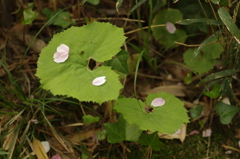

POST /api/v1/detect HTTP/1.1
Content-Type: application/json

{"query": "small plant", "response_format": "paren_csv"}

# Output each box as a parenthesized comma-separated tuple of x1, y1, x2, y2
(36, 21, 189, 145)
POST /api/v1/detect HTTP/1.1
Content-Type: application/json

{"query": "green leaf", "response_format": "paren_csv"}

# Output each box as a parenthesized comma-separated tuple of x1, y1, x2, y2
(86, 0, 100, 5)
(114, 92, 189, 134)
(152, 9, 187, 49)
(22, 4, 39, 25)
(199, 120, 205, 128)
(127, 54, 140, 74)
(104, 115, 142, 143)
(204, 84, 221, 98)
(36, 22, 126, 104)
(193, 31, 222, 58)
(199, 69, 236, 85)
(183, 36, 223, 74)
(153, 0, 167, 12)
(42, 8, 74, 28)
(177, 18, 223, 25)
(198, 78, 223, 98)
(184, 72, 192, 84)
(97, 129, 107, 141)
(220, 78, 235, 105)
(211, 0, 220, 4)
(107, 51, 129, 74)
(214, 101, 240, 124)
(83, 115, 99, 124)
(218, 7, 240, 44)
(189, 105, 202, 119)
(138, 132, 163, 151)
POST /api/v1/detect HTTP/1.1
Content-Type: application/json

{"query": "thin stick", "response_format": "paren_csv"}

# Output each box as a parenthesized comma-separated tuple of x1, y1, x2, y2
(125, 24, 165, 35)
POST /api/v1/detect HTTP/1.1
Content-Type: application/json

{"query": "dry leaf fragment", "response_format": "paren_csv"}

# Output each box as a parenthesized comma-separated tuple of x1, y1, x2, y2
(32, 138, 48, 159)
(148, 124, 187, 143)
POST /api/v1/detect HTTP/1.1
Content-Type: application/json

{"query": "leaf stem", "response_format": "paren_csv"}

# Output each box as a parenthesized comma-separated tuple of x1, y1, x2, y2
(134, 49, 145, 97)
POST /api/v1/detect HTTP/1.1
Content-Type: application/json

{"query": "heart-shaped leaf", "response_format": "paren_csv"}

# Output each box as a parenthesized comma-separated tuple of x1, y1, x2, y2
(114, 92, 189, 134)
(214, 101, 240, 124)
(36, 22, 126, 104)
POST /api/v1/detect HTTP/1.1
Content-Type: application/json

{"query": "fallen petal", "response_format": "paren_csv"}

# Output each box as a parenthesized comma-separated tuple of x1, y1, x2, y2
(175, 129, 181, 134)
(225, 150, 232, 154)
(52, 155, 62, 159)
(57, 44, 69, 53)
(166, 22, 176, 34)
(189, 130, 199, 135)
(151, 98, 165, 107)
(41, 141, 50, 153)
(53, 44, 69, 63)
(202, 128, 212, 137)
(29, 119, 38, 124)
(92, 76, 106, 86)
(222, 97, 230, 105)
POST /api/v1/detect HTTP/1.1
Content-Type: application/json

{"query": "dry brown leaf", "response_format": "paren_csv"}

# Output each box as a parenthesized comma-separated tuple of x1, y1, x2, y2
(10, 23, 46, 53)
(144, 85, 186, 97)
(48, 137, 80, 159)
(147, 124, 187, 143)
(66, 128, 101, 144)
(3, 126, 16, 150)
(32, 138, 48, 159)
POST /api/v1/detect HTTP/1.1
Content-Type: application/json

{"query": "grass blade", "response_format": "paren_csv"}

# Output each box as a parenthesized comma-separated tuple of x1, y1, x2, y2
(199, 69, 236, 85)
(218, 7, 240, 44)
(177, 18, 223, 25)
(130, 0, 147, 13)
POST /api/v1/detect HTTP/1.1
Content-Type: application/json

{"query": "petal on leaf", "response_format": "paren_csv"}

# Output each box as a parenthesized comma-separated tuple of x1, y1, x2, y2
(151, 98, 165, 107)
(53, 44, 69, 63)
(92, 76, 106, 86)
(166, 22, 176, 34)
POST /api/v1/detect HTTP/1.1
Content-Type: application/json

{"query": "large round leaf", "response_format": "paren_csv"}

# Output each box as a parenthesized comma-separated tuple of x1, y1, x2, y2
(114, 92, 189, 134)
(36, 22, 126, 104)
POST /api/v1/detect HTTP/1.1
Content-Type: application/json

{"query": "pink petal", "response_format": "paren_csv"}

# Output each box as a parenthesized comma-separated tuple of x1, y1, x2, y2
(92, 76, 106, 86)
(53, 44, 69, 63)
(202, 128, 212, 137)
(166, 22, 176, 34)
(189, 130, 199, 135)
(151, 98, 165, 107)
(175, 129, 182, 134)
(52, 155, 61, 159)
(225, 150, 232, 154)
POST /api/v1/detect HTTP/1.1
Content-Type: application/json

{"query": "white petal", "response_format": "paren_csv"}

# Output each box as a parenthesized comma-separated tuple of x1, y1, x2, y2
(53, 52, 69, 63)
(57, 44, 69, 53)
(151, 98, 165, 107)
(222, 97, 230, 105)
(53, 44, 69, 63)
(41, 141, 50, 153)
(166, 22, 176, 34)
(92, 76, 106, 86)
